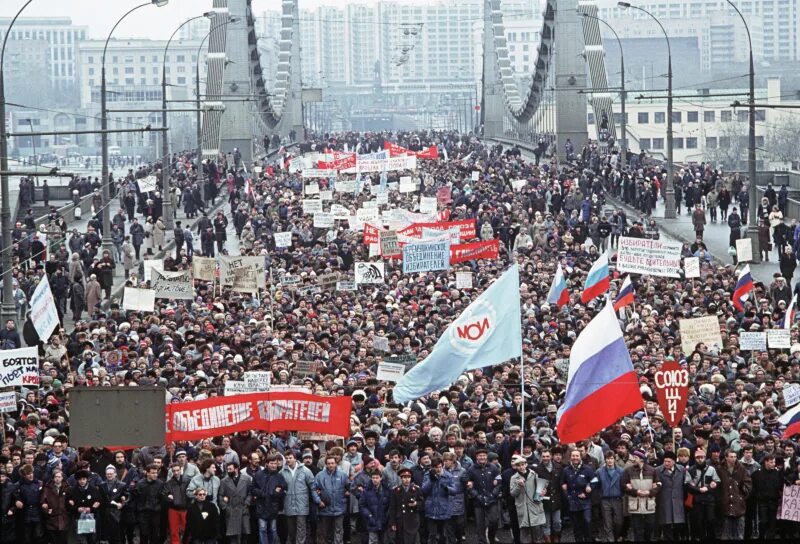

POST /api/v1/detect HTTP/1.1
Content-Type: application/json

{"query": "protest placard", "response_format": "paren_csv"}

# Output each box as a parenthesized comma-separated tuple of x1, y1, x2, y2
(684, 257, 700, 278)
(331, 204, 349, 219)
(0, 391, 16, 413)
(30, 275, 59, 340)
(319, 190, 333, 201)
(420, 196, 437, 215)
(768, 329, 791, 349)
(357, 208, 380, 224)
(373, 336, 390, 352)
(456, 271, 473, 289)
(740, 331, 767, 351)
(403, 238, 451, 274)
(336, 280, 357, 291)
(0, 347, 39, 387)
(224, 380, 250, 396)
(399, 178, 418, 193)
(423, 226, 460, 245)
(244, 371, 271, 392)
(617, 237, 683, 277)
(363, 200, 379, 210)
(437, 186, 452, 204)
(192, 256, 217, 281)
(341, 155, 417, 174)
(152, 270, 194, 300)
(380, 230, 401, 258)
(305, 182, 320, 194)
(736, 238, 753, 262)
(317, 272, 340, 291)
(123, 287, 156, 312)
(137, 175, 158, 193)
(313, 212, 335, 228)
(471, 171, 479, 181)
(385, 353, 417, 368)
(297, 431, 345, 441)
(294, 360, 321, 376)
(783, 383, 800, 407)
(376, 191, 389, 205)
(143, 259, 165, 282)
(779, 485, 800, 521)
(302, 199, 323, 215)
(280, 275, 301, 288)
(511, 179, 526, 190)
(336, 180, 355, 193)
(355, 262, 385, 284)
(377, 362, 406, 383)
(274, 231, 292, 248)
(679, 316, 723, 355)
(219, 256, 265, 289)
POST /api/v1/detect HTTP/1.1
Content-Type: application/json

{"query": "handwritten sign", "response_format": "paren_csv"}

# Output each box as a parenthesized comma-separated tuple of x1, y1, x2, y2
(420, 196, 437, 215)
(294, 360, 321, 376)
(303, 199, 323, 215)
(768, 329, 791, 350)
(274, 231, 292, 248)
(456, 271, 473, 289)
(313, 212, 334, 228)
(243, 371, 271, 392)
(377, 362, 406, 383)
(122, 287, 156, 312)
(373, 336, 390, 352)
(355, 262, 385, 284)
(30, 275, 59, 340)
(192, 256, 216, 281)
(152, 270, 194, 300)
(653, 361, 689, 427)
(0, 391, 17, 413)
(783, 383, 800, 408)
(336, 280, 357, 291)
(684, 257, 700, 278)
(380, 230, 401, 258)
(736, 238, 753, 263)
(740, 331, 767, 351)
(679, 316, 723, 355)
(0, 347, 39, 387)
(617, 237, 683, 278)
(219, 256, 265, 290)
(779, 485, 800, 521)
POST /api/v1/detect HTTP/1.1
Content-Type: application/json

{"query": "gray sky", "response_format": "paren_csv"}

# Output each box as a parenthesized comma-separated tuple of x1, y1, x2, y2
(0, 0, 438, 41)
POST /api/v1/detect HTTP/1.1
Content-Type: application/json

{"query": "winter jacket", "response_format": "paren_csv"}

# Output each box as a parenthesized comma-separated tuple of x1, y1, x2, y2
(752, 467, 783, 506)
(718, 461, 752, 517)
(219, 472, 252, 536)
(561, 462, 595, 512)
(510, 469, 546, 528)
(13, 478, 43, 523)
(163, 474, 191, 510)
(252, 469, 286, 520)
(466, 462, 501, 506)
(279, 464, 314, 516)
(595, 464, 624, 498)
(444, 462, 467, 515)
(40, 481, 70, 531)
(421, 471, 455, 520)
(359, 481, 390, 532)
(134, 478, 165, 513)
(312, 468, 350, 517)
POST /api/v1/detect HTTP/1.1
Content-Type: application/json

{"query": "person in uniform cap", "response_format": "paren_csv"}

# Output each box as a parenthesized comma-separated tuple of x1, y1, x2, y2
(388, 467, 423, 544)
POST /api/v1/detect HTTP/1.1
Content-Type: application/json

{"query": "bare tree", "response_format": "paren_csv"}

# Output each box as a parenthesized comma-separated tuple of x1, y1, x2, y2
(766, 115, 800, 165)
(704, 121, 747, 170)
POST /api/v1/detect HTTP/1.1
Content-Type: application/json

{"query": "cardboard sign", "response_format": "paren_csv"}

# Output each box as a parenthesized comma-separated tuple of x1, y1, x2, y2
(736, 238, 753, 262)
(355, 262, 385, 284)
(653, 361, 689, 427)
(294, 360, 321, 376)
(456, 271, 473, 289)
(679, 316, 723, 355)
(377, 362, 406, 383)
(336, 280, 357, 291)
(219, 256, 265, 290)
(0, 347, 39, 387)
(317, 272, 340, 291)
(380, 230, 401, 258)
(122, 287, 156, 312)
(192, 256, 216, 281)
(783, 383, 800, 408)
(740, 331, 767, 351)
(684, 257, 700, 278)
(303, 199, 323, 214)
(768, 329, 791, 349)
(0, 390, 17, 413)
(779, 485, 800, 521)
(244, 371, 272, 392)
(373, 336, 390, 352)
(274, 231, 292, 248)
(152, 270, 194, 300)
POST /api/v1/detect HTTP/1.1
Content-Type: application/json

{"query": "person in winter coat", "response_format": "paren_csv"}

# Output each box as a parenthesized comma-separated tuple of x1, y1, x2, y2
(41, 468, 70, 544)
(240, 222, 256, 251)
(252, 454, 287, 544)
(13, 462, 44, 543)
(185, 487, 219, 544)
(422, 456, 456, 544)
(388, 467, 423, 544)
(751, 453, 782, 540)
(718, 449, 752, 540)
(509, 455, 546, 544)
(67, 469, 102, 544)
(219, 462, 251, 544)
(135, 464, 166, 544)
(691, 204, 707, 239)
(595, 449, 624, 542)
(466, 449, 501, 544)
(153, 217, 166, 251)
(655, 452, 689, 541)
(279, 451, 314, 544)
(686, 447, 720, 541)
(188, 460, 221, 505)
(312, 455, 350, 544)
(621, 450, 661, 543)
(561, 449, 596, 543)
(99, 465, 129, 544)
(442, 452, 467, 542)
(213, 211, 228, 253)
(1, 467, 19, 544)
(164, 462, 191, 544)
(359, 471, 390, 544)
(130, 218, 145, 259)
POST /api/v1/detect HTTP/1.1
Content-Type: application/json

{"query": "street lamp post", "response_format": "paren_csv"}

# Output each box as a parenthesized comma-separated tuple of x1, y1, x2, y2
(726, 0, 759, 262)
(1, 0, 34, 325)
(619, 2, 674, 218)
(582, 12, 626, 169)
(102, 1, 169, 254)
(162, 12, 212, 231)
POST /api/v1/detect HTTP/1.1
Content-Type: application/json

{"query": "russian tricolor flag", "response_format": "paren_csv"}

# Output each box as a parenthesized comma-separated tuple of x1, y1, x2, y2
(581, 253, 610, 303)
(556, 303, 642, 444)
(785, 296, 796, 330)
(613, 276, 635, 312)
(733, 265, 754, 312)
(779, 403, 800, 439)
(547, 264, 570, 307)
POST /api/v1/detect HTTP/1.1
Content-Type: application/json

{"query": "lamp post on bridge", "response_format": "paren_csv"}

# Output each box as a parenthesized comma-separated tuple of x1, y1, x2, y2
(102, 1, 169, 255)
(618, 2, 675, 218)
(725, 0, 759, 262)
(0, 0, 35, 325)
(581, 11, 626, 169)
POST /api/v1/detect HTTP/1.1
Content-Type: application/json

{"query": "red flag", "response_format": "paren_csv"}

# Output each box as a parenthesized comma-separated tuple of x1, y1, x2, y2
(383, 140, 412, 157)
(653, 361, 690, 427)
(450, 240, 500, 264)
(317, 152, 356, 170)
(415, 145, 438, 160)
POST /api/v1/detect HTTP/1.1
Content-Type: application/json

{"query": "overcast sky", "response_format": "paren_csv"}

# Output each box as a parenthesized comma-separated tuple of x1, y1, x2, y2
(0, 0, 441, 41)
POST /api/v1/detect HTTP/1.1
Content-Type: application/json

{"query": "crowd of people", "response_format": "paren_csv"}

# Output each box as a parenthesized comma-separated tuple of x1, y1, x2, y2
(2, 129, 800, 544)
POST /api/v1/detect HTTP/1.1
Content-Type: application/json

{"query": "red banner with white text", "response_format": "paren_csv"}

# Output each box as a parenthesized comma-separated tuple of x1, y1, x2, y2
(398, 219, 477, 241)
(450, 239, 500, 264)
(318, 152, 356, 170)
(415, 145, 439, 160)
(384, 140, 412, 157)
(165, 392, 352, 442)
(364, 223, 380, 244)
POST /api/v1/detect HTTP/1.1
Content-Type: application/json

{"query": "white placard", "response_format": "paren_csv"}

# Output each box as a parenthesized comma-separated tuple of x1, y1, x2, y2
(679, 316, 724, 355)
(336, 280, 357, 291)
(224, 380, 250, 396)
(377, 362, 406, 382)
(243, 371, 271, 391)
(137, 175, 158, 193)
(420, 196, 438, 215)
(736, 238, 753, 262)
(143, 259, 165, 282)
(783, 383, 800, 407)
(319, 190, 333, 201)
(336, 180, 355, 193)
(274, 231, 292, 248)
(331, 204, 349, 219)
(471, 171, 480, 181)
(314, 212, 335, 228)
(369, 242, 381, 257)
(422, 227, 460, 245)
(363, 200, 379, 210)
(617, 236, 683, 277)
(399, 179, 418, 193)
(768, 329, 791, 349)
(341, 155, 417, 173)
(740, 331, 767, 351)
(122, 287, 156, 312)
(456, 271, 473, 289)
(219, 256, 265, 290)
(0, 347, 39, 387)
(152, 270, 194, 300)
(684, 257, 700, 278)
(373, 336, 390, 352)
(355, 262, 385, 284)
(305, 182, 320, 194)
(357, 208, 380, 223)
(0, 391, 17, 413)
(512, 179, 526, 190)
(303, 199, 323, 215)
(30, 275, 59, 341)
(376, 192, 389, 205)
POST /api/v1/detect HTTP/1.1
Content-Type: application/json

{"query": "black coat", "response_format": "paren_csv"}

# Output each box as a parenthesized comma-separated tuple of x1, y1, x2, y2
(388, 484, 423, 544)
(186, 499, 220, 541)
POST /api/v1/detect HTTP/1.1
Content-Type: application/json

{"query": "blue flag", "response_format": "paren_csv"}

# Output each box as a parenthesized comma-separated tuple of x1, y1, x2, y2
(393, 264, 522, 403)
(379, 166, 388, 192)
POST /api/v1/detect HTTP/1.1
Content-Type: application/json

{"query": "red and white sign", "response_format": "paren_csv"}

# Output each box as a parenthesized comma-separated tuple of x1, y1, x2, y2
(449, 239, 500, 265)
(317, 152, 356, 170)
(384, 140, 412, 157)
(363, 223, 381, 244)
(415, 145, 439, 160)
(399, 219, 477, 241)
(165, 391, 352, 442)
(653, 361, 690, 427)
